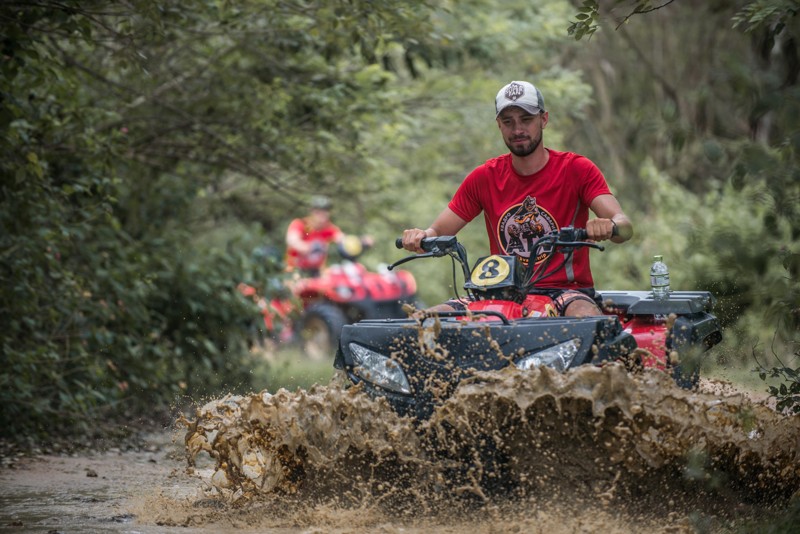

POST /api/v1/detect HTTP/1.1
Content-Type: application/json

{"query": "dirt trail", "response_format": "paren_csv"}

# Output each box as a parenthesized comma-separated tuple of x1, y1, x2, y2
(1, 369, 799, 533)
(0, 429, 673, 534)
(0, 431, 205, 533)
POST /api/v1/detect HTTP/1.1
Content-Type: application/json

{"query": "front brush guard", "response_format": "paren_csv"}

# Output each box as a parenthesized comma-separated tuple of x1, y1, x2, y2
(335, 314, 635, 420)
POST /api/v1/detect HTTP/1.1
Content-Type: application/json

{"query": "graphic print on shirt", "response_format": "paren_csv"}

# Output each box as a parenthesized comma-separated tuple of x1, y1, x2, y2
(497, 196, 558, 266)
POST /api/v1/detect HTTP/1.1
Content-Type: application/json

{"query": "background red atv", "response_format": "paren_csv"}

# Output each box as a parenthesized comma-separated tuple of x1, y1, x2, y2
(240, 236, 418, 360)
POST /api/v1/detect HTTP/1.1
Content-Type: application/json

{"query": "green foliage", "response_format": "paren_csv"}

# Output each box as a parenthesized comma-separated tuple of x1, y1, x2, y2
(759, 360, 800, 414)
(567, 0, 686, 41)
(0, 0, 440, 442)
(568, 0, 599, 40)
(250, 348, 336, 394)
(5, 0, 800, 445)
(568, 0, 800, 406)
(754, 253, 800, 414)
(733, 0, 800, 34)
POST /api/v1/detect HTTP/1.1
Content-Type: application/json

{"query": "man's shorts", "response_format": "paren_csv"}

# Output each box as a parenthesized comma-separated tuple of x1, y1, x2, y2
(443, 288, 602, 316)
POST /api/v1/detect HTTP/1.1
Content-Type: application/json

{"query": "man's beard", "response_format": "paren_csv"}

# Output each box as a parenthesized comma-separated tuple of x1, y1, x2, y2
(506, 134, 542, 157)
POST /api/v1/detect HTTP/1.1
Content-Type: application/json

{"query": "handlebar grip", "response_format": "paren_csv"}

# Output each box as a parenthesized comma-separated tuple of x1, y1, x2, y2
(395, 238, 404, 249)
(575, 223, 617, 241)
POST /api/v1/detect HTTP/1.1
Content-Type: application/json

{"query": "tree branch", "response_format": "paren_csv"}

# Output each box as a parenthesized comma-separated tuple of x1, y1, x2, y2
(616, 0, 679, 30)
(617, 26, 681, 110)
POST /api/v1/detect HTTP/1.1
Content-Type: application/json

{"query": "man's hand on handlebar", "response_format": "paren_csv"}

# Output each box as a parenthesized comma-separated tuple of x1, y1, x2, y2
(401, 228, 430, 253)
(585, 218, 618, 242)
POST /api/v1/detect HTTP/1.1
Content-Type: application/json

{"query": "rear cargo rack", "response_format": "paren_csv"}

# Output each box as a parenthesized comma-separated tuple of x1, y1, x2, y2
(598, 290, 715, 315)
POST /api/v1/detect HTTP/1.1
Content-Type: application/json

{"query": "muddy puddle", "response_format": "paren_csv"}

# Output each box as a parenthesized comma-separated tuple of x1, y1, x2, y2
(2, 364, 799, 533)
(179, 364, 800, 533)
(0, 431, 202, 533)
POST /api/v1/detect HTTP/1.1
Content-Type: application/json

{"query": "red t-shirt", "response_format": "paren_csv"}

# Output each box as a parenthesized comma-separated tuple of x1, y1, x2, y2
(448, 150, 612, 289)
(285, 218, 342, 272)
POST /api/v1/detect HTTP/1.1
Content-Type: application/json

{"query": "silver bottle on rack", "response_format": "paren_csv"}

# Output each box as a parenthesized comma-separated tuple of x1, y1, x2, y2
(650, 255, 670, 301)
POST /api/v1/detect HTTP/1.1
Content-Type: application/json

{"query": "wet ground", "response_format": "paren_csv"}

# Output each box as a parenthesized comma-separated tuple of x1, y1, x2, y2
(0, 431, 204, 534)
(2, 366, 799, 533)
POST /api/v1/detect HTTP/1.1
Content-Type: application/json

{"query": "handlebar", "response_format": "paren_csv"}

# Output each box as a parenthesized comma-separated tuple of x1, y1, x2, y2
(389, 235, 466, 272)
(395, 223, 616, 252)
(395, 236, 458, 254)
(556, 224, 617, 243)
(391, 226, 615, 297)
(390, 225, 613, 272)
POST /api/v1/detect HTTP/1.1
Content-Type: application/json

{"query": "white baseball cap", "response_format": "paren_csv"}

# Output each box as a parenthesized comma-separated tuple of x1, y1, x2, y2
(495, 81, 545, 118)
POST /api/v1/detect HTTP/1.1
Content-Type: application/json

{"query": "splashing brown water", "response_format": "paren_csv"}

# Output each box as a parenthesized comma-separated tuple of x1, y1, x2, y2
(180, 362, 800, 532)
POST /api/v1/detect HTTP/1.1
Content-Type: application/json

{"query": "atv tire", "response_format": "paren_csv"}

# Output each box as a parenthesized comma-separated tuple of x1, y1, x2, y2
(671, 363, 700, 390)
(298, 303, 347, 361)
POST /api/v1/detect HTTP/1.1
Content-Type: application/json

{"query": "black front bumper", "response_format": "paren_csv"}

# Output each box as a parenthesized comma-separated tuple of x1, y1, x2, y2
(335, 315, 635, 420)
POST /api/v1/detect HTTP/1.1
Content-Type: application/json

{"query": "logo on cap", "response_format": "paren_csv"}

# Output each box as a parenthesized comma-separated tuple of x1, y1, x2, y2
(504, 82, 526, 102)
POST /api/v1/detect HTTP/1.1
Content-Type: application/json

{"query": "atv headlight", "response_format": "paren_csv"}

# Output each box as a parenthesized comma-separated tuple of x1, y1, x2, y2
(349, 343, 411, 394)
(515, 338, 582, 373)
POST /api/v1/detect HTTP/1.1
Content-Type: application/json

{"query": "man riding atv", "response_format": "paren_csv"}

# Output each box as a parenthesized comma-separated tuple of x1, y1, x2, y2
(334, 84, 719, 426)
(401, 80, 633, 316)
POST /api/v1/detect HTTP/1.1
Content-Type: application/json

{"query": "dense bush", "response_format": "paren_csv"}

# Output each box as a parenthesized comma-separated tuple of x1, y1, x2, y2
(0, 159, 264, 437)
(0, 0, 439, 442)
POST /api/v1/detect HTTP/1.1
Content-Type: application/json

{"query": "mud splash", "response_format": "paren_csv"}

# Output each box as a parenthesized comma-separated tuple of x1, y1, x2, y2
(182, 365, 800, 531)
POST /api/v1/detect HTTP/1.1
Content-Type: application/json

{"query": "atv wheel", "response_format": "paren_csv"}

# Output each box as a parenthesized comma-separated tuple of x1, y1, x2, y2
(671, 363, 700, 389)
(298, 303, 347, 361)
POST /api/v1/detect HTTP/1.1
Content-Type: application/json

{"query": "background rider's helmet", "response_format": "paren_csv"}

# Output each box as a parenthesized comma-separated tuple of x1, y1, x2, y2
(310, 195, 332, 211)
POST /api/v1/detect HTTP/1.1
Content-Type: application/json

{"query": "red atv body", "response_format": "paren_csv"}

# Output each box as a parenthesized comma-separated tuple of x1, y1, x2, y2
(465, 289, 719, 372)
(335, 229, 722, 421)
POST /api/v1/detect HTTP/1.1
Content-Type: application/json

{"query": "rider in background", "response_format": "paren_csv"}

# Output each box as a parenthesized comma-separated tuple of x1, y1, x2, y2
(285, 195, 344, 277)
(401, 80, 634, 317)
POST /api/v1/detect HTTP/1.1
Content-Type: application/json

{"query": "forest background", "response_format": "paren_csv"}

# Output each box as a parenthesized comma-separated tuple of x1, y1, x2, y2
(1, 0, 798, 443)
